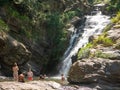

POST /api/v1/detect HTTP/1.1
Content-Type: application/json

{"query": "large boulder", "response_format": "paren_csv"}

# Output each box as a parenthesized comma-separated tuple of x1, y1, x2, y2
(67, 58, 120, 84)
(70, 16, 86, 29)
(0, 31, 31, 76)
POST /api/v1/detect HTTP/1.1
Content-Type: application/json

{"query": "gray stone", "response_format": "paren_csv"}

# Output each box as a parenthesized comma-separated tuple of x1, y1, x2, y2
(68, 58, 120, 83)
(0, 31, 31, 76)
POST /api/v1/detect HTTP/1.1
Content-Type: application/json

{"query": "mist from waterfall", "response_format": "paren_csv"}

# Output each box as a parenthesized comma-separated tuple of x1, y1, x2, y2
(56, 5, 110, 78)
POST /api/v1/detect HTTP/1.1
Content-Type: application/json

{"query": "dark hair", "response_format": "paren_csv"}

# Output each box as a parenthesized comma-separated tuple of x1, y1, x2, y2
(13, 62, 17, 66)
(61, 74, 64, 76)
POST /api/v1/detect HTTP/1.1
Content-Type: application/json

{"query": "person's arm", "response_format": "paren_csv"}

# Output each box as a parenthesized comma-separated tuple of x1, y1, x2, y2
(31, 72, 33, 77)
(17, 66, 19, 71)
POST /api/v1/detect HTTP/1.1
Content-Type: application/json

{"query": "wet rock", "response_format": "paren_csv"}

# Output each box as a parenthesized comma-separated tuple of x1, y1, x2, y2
(71, 54, 77, 64)
(71, 16, 86, 29)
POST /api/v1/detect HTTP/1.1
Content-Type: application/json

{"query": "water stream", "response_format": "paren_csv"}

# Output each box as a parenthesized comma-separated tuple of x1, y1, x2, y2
(57, 5, 110, 78)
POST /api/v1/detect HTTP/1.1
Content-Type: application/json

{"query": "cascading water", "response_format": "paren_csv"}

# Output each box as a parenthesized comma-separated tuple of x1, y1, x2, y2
(58, 5, 110, 77)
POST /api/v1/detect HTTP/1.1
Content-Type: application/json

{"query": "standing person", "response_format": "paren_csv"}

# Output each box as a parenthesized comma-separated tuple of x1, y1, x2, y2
(12, 62, 19, 81)
(27, 69, 33, 81)
(61, 74, 65, 84)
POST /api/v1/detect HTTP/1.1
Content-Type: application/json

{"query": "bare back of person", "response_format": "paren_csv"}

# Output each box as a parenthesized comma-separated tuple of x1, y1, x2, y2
(19, 73, 25, 83)
(27, 69, 33, 81)
(12, 63, 19, 81)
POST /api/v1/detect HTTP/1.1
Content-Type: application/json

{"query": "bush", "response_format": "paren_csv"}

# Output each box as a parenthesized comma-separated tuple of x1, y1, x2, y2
(93, 34, 114, 47)
(103, 23, 113, 32)
(0, 19, 9, 32)
(111, 12, 120, 23)
(77, 43, 93, 59)
(107, 0, 120, 13)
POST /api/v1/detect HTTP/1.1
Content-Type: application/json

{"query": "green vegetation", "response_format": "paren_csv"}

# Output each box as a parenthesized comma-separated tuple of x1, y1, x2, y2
(43, 9, 79, 70)
(45, 13, 68, 69)
(87, 0, 120, 13)
(2, 0, 80, 72)
(64, 11, 79, 22)
(111, 12, 120, 23)
(6, 6, 33, 39)
(95, 50, 110, 59)
(1, 0, 119, 74)
(88, 0, 120, 13)
(93, 33, 114, 47)
(103, 23, 113, 32)
(107, 0, 120, 13)
(0, 19, 9, 32)
(77, 43, 93, 60)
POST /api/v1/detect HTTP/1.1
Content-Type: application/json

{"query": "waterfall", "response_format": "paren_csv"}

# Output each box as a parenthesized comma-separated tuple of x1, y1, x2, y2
(57, 4, 110, 77)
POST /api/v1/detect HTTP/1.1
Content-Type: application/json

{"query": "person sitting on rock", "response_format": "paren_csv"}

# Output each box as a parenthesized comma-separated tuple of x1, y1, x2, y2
(61, 74, 65, 81)
(61, 74, 65, 84)
(27, 69, 33, 81)
(39, 74, 45, 79)
(19, 73, 25, 83)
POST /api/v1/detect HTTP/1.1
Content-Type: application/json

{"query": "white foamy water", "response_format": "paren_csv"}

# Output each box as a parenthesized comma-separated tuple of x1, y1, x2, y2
(54, 5, 110, 79)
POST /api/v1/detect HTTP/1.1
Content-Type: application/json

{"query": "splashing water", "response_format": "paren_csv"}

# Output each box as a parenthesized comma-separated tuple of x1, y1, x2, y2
(54, 5, 110, 79)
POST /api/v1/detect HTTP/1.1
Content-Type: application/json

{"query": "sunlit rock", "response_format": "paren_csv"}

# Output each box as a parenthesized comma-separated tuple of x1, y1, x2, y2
(68, 58, 120, 84)
(0, 81, 61, 90)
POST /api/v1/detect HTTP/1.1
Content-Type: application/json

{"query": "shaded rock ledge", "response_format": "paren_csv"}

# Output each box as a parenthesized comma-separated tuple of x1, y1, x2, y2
(0, 31, 31, 76)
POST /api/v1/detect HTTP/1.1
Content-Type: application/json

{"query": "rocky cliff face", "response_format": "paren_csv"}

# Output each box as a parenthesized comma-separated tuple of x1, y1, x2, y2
(0, 31, 31, 76)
